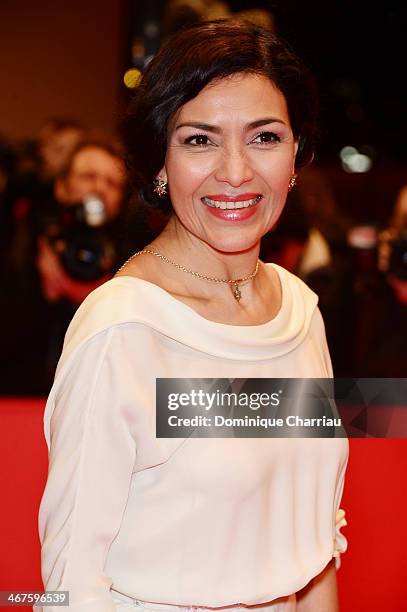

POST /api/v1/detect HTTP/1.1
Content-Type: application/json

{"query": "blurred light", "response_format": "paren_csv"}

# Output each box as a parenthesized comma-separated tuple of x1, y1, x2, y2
(144, 20, 159, 37)
(205, 0, 231, 19)
(123, 68, 142, 89)
(343, 153, 372, 173)
(347, 226, 378, 249)
(340, 146, 357, 162)
(339, 145, 373, 173)
(83, 194, 106, 226)
(132, 40, 145, 60)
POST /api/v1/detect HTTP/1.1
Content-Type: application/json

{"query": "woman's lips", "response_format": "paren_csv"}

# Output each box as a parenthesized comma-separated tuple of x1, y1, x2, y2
(204, 206, 259, 221)
(201, 194, 263, 221)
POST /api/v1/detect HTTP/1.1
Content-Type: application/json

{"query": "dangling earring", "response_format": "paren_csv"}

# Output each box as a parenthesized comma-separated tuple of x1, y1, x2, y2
(288, 174, 297, 192)
(153, 177, 168, 198)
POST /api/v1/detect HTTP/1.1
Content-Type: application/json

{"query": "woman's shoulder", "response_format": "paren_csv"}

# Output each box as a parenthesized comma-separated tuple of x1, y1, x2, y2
(57, 276, 158, 375)
(70, 275, 149, 326)
(66, 275, 149, 330)
(265, 262, 319, 309)
(265, 262, 327, 346)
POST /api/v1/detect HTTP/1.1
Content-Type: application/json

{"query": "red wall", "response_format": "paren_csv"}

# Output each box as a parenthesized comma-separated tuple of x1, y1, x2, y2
(0, 1, 127, 140)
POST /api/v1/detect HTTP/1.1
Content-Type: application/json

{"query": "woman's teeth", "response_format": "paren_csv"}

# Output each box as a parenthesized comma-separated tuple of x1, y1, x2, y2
(202, 195, 262, 209)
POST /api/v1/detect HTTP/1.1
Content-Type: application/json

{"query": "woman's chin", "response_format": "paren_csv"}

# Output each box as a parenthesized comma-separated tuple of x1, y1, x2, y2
(202, 235, 262, 255)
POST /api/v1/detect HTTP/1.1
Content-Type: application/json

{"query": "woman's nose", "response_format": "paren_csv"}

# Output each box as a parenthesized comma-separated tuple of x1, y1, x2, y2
(214, 149, 254, 187)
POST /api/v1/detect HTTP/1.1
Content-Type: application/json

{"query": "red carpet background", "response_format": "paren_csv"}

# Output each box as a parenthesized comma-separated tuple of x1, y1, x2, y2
(0, 398, 406, 611)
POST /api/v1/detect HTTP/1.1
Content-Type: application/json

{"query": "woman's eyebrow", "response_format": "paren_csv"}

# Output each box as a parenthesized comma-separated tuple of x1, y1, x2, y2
(175, 122, 221, 133)
(175, 117, 287, 133)
(248, 117, 287, 129)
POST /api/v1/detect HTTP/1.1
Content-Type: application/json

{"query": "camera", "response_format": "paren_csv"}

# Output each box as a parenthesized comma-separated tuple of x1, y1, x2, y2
(44, 194, 116, 281)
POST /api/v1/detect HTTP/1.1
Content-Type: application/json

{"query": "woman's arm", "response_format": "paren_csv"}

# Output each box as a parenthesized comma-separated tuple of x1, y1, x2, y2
(36, 328, 137, 612)
(296, 559, 339, 612)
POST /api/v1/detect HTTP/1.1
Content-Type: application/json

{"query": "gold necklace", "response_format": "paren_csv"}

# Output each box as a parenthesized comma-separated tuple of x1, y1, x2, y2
(116, 249, 260, 301)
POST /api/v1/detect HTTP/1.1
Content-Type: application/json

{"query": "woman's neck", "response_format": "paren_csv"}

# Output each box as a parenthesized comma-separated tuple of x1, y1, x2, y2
(149, 214, 261, 285)
(117, 215, 282, 324)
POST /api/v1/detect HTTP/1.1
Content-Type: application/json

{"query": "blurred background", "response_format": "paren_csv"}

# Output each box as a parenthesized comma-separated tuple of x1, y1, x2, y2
(1, 0, 406, 395)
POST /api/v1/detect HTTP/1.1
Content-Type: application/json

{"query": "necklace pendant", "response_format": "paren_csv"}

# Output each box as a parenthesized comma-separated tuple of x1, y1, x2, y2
(232, 282, 242, 301)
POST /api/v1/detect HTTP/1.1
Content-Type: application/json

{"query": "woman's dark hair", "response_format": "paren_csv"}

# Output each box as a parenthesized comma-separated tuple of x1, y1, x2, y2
(123, 19, 319, 213)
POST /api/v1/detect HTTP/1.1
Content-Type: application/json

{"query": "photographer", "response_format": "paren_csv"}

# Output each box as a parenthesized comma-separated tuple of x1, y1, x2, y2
(352, 197, 407, 376)
(36, 138, 127, 386)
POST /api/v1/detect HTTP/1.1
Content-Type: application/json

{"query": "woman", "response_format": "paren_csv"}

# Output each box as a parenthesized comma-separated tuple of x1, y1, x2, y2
(37, 20, 348, 612)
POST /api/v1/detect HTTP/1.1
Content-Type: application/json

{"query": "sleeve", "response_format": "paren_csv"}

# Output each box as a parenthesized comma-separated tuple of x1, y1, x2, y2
(35, 327, 138, 612)
(331, 435, 349, 571)
(312, 306, 349, 570)
(314, 306, 334, 378)
(333, 507, 348, 570)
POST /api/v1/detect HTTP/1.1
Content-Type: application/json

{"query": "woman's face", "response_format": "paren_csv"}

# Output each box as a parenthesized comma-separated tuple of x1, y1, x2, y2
(162, 73, 298, 253)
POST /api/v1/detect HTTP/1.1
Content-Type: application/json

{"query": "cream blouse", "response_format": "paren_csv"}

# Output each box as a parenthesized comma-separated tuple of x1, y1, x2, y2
(36, 263, 348, 612)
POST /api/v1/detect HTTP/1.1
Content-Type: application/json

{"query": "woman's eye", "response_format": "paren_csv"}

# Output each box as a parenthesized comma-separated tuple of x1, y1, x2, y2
(251, 131, 281, 145)
(183, 134, 211, 146)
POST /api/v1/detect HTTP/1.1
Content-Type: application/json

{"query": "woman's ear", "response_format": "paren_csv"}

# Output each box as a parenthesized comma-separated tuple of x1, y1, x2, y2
(155, 167, 167, 183)
(293, 139, 299, 169)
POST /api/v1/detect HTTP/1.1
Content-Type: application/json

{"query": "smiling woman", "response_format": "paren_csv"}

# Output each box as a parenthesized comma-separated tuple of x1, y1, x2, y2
(37, 19, 348, 612)
(162, 74, 297, 255)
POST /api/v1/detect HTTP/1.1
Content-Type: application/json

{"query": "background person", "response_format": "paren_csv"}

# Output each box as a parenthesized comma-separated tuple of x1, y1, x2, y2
(35, 137, 129, 387)
(0, 137, 130, 395)
(351, 190, 407, 375)
(0, 121, 84, 395)
(4, 119, 85, 278)
(37, 118, 85, 185)
(37, 20, 348, 612)
(36, 138, 127, 302)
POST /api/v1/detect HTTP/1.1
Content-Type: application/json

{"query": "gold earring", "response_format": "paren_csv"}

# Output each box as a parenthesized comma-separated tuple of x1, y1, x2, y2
(288, 174, 297, 192)
(153, 177, 168, 198)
